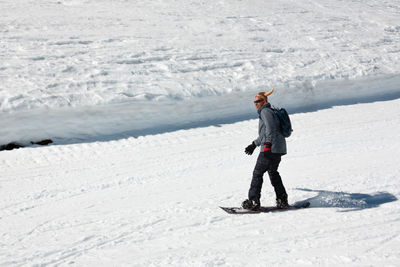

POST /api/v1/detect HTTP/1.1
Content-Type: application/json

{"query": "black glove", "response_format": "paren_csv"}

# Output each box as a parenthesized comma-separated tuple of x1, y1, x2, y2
(263, 142, 272, 156)
(245, 142, 257, 155)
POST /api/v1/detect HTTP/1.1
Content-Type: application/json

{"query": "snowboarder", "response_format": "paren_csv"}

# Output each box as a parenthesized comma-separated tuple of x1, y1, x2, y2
(242, 88, 288, 210)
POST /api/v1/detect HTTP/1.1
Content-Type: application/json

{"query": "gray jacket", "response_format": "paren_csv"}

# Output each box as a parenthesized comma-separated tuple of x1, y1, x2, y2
(253, 103, 287, 155)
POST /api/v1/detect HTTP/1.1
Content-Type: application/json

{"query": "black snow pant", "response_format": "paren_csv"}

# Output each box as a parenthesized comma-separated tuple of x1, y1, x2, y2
(248, 152, 287, 201)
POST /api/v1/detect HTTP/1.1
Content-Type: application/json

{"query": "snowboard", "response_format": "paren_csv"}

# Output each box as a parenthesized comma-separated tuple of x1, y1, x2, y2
(220, 201, 310, 214)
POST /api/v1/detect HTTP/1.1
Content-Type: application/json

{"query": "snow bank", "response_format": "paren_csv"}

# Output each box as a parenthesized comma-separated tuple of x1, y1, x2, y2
(1, 74, 399, 145)
(1, 0, 400, 144)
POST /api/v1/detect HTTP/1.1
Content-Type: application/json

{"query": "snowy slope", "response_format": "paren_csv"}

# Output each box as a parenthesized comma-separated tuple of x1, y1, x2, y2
(1, 98, 399, 266)
(1, 0, 400, 265)
(1, 0, 400, 144)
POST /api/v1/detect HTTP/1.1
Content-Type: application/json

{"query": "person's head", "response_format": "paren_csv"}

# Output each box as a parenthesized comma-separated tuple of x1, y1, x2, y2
(254, 88, 274, 110)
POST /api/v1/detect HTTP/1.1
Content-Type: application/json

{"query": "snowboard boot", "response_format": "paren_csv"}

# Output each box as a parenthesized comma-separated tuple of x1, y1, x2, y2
(241, 198, 260, 211)
(276, 194, 289, 209)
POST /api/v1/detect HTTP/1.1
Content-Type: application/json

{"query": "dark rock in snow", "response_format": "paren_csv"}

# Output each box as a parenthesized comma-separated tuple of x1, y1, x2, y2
(0, 142, 25, 151)
(31, 139, 53, 146)
(0, 139, 53, 151)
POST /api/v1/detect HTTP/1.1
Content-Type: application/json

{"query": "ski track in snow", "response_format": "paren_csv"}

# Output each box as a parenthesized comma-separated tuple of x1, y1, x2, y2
(1, 98, 399, 266)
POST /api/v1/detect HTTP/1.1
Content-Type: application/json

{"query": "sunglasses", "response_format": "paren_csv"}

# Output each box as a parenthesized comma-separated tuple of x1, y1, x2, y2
(254, 99, 264, 104)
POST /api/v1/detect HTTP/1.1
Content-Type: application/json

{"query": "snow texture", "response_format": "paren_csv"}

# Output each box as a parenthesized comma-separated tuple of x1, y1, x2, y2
(1, 0, 400, 144)
(1, 98, 399, 266)
(1, 0, 400, 266)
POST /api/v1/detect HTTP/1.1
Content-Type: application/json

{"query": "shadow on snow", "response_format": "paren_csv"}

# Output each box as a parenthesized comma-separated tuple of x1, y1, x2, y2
(294, 188, 397, 212)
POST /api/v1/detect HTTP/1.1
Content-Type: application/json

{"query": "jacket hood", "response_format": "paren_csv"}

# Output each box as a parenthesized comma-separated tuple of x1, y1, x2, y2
(257, 103, 271, 115)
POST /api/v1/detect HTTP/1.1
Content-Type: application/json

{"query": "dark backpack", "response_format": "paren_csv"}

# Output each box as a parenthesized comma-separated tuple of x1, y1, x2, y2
(270, 107, 293, 138)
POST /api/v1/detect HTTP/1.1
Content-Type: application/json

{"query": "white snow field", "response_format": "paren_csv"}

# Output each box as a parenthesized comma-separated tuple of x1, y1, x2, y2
(1, 98, 399, 266)
(1, 0, 400, 266)
(1, 0, 400, 144)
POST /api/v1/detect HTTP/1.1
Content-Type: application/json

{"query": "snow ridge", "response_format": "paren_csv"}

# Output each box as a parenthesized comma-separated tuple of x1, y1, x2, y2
(1, 74, 399, 146)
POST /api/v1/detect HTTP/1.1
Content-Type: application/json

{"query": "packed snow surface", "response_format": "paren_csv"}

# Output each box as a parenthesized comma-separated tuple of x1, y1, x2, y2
(1, 98, 399, 266)
(1, 0, 400, 144)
